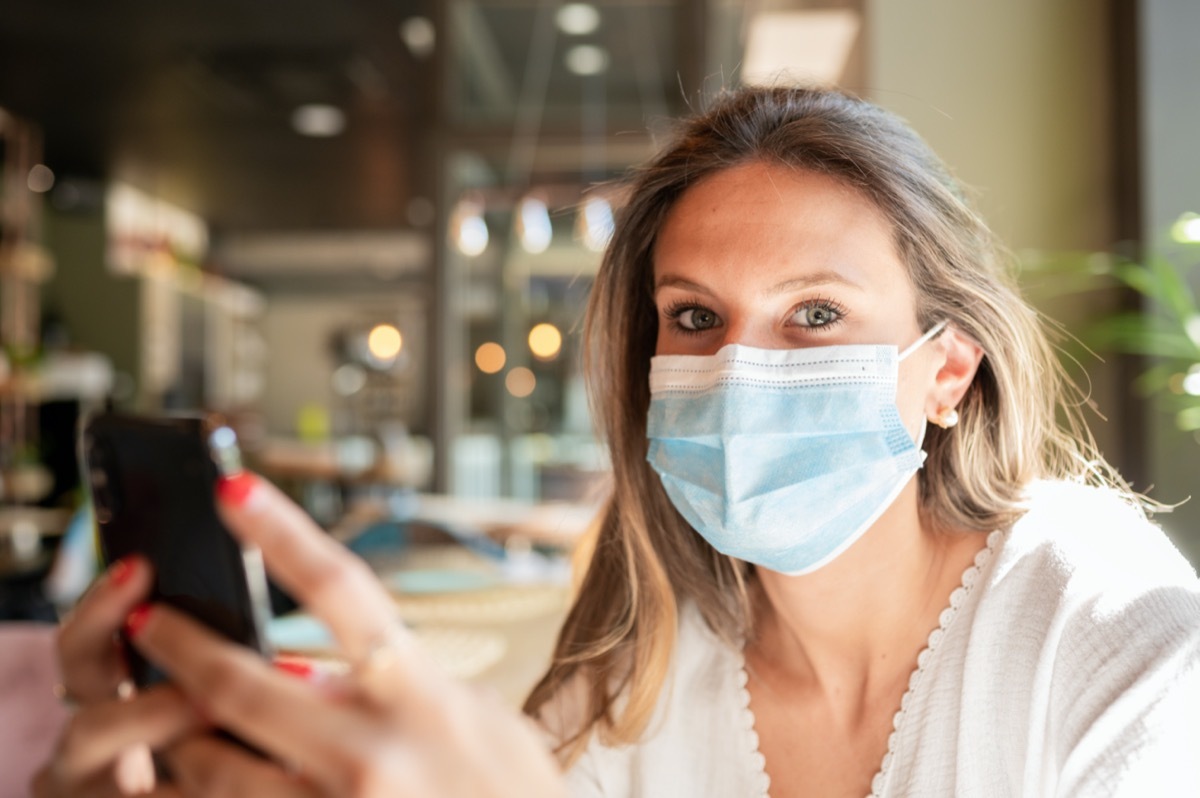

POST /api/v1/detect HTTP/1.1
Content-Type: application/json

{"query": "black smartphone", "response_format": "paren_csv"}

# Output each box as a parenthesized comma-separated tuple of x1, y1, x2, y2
(81, 412, 274, 688)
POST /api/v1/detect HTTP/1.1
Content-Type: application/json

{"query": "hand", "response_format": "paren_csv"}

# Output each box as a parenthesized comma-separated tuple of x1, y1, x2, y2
(129, 473, 566, 798)
(31, 685, 202, 798)
(34, 557, 204, 797)
(56, 555, 152, 706)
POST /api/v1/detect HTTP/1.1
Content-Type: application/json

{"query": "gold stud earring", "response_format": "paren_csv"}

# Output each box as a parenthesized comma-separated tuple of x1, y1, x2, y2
(933, 407, 959, 429)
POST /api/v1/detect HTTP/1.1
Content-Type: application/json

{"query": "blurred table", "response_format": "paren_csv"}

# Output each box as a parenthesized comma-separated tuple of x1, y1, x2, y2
(377, 545, 571, 705)
(255, 461, 600, 705)
(269, 544, 573, 707)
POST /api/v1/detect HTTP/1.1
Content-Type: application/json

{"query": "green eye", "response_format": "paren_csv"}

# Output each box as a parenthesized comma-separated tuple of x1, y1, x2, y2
(792, 302, 843, 328)
(678, 307, 720, 330)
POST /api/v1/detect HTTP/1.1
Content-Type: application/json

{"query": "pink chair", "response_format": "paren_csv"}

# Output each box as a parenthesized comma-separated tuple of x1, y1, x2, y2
(0, 624, 70, 798)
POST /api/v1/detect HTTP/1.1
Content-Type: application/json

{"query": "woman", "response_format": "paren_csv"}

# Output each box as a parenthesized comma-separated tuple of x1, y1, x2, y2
(37, 86, 1200, 797)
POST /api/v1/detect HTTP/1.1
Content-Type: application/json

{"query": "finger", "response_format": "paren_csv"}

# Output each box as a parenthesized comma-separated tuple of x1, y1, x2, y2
(52, 685, 202, 787)
(165, 735, 323, 798)
(33, 765, 184, 798)
(113, 744, 155, 795)
(58, 556, 154, 703)
(215, 474, 438, 684)
(130, 604, 388, 793)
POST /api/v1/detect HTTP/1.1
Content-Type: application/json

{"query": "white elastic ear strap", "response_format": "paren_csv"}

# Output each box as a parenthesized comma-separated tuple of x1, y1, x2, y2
(899, 320, 948, 361)
(914, 418, 929, 464)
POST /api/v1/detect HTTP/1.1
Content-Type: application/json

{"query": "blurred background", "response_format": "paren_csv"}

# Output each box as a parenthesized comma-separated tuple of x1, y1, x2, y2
(0, 0, 1198, 618)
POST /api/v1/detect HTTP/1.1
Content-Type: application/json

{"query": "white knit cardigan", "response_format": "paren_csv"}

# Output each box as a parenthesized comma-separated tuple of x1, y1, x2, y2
(549, 482, 1200, 797)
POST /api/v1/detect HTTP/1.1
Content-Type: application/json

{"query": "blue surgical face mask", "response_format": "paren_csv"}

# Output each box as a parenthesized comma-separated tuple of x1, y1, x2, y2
(645, 323, 946, 575)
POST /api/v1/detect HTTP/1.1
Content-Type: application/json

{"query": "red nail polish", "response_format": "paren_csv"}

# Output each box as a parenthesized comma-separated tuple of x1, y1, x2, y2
(123, 604, 154, 638)
(109, 556, 136, 586)
(273, 658, 314, 679)
(216, 472, 257, 507)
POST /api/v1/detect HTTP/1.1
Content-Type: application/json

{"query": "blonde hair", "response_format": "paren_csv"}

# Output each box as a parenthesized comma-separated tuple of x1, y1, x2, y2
(523, 85, 1119, 762)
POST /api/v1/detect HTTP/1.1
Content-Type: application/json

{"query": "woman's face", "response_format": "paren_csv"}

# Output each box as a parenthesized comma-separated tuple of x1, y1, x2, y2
(652, 160, 938, 433)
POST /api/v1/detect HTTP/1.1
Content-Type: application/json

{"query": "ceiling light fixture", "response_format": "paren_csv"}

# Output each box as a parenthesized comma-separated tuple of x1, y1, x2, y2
(452, 196, 489, 257)
(400, 16, 436, 59)
(565, 44, 609, 76)
(517, 196, 553, 254)
(556, 3, 601, 36)
(291, 104, 346, 137)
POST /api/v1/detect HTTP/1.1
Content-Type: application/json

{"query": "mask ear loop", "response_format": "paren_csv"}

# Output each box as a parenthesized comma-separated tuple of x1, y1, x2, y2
(898, 320, 948, 361)
(899, 320, 948, 461)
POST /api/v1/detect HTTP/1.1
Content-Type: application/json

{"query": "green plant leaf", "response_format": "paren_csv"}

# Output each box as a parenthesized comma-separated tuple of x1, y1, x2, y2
(1132, 363, 1182, 396)
(1111, 261, 1162, 299)
(1089, 312, 1200, 359)
(1148, 255, 1198, 319)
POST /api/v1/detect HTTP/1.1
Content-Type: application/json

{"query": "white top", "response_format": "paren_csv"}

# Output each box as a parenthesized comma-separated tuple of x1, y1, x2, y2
(551, 482, 1200, 797)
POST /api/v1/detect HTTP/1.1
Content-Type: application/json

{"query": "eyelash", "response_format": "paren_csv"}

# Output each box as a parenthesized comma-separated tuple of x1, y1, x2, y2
(660, 297, 849, 336)
(662, 300, 715, 336)
(791, 296, 849, 333)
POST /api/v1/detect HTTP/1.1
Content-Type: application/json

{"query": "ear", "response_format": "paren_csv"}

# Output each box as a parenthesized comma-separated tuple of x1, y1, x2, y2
(924, 326, 984, 422)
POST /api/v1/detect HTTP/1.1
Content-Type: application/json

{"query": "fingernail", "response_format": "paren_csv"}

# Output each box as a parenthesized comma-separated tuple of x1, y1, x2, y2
(216, 472, 257, 507)
(109, 555, 139, 586)
(273, 658, 315, 679)
(123, 604, 154, 638)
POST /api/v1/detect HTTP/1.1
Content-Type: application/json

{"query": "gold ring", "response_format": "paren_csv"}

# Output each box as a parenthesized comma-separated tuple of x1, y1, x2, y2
(352, 630, 406, 678)
(53, 677, 135, 709)
(350, 626, 415, 705)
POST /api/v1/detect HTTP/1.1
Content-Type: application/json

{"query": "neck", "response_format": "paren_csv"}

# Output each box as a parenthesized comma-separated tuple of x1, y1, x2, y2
(748, 479, 983, 711)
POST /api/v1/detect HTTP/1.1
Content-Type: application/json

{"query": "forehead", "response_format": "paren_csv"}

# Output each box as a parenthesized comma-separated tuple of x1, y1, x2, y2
(653, 161, 909, 293)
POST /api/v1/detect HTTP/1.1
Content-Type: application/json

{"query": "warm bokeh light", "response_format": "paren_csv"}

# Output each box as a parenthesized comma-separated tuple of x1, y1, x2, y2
(368, 323, 403, 360)
(528, 323, 563, 360)
(475, 342, 507, 374)
(505, 367, 536, 398)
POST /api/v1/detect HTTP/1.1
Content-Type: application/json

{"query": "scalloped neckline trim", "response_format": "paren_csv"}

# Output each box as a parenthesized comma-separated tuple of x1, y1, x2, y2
(735, 528, 1005, 798)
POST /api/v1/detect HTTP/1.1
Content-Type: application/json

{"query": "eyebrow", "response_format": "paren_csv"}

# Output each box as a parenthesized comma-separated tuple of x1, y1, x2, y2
(653, 270, 865, 295)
